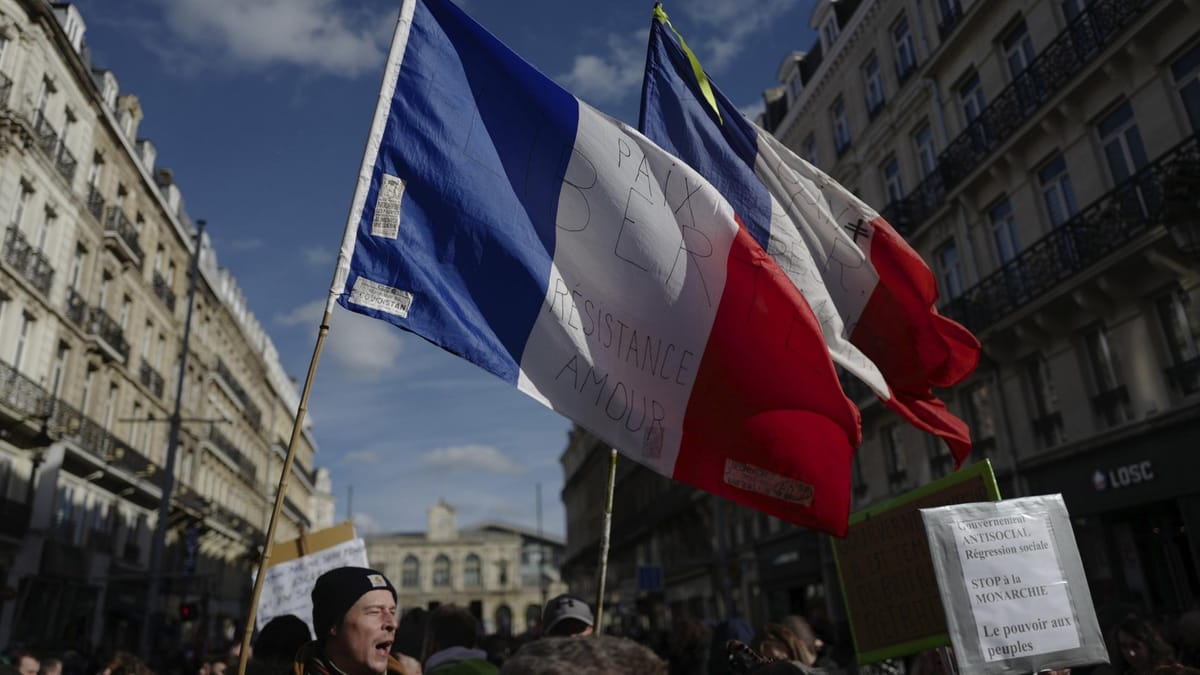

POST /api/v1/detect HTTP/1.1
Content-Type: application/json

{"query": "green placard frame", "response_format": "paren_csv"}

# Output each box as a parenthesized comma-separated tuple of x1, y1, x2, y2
(833, 459, 1002, 664)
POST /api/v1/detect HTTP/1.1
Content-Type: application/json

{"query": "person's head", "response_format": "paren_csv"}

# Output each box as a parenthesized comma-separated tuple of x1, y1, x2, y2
(392, 608, 428, 660)
(1114, 614, 1176, 674)
(207, 660, 226, 675)
(39, 657, 62, 675)
(423, 605, 480, 660)
(540, 595, 594, 638)
(779, 616, 821, 666)
(500, 635, 666, 675)
(311, 567, 398, 675)
(254, 614, 312, 664)
(100, 652, 148, 675)
(15, 651, 39, 675)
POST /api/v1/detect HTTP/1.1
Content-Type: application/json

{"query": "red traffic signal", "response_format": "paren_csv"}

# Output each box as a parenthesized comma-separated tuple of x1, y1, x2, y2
(180, 602, 199, 621)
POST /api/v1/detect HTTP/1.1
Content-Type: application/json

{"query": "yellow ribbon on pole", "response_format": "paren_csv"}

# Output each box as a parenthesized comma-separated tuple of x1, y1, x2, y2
(652, 3, 723, 125)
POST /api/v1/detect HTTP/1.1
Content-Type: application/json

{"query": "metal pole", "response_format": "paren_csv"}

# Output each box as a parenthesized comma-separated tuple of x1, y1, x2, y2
(537, 482, 547, 607)
(139, 219, 206, 661)
(236, 308, 334, 675)
(594, 448, 618, 632)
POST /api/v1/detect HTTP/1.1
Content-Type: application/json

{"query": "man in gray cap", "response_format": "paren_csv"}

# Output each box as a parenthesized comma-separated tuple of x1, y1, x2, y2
(540, 594, 594, 637)
(293, 566, 399, 675)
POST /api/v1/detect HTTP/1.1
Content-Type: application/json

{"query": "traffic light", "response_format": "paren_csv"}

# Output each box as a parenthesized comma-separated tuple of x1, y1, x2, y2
(179, 602, 199, 622)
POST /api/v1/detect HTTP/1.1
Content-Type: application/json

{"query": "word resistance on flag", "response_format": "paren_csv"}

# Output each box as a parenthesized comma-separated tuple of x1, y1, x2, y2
(639, 9, 982, 464)
(330, 0, 865, 534)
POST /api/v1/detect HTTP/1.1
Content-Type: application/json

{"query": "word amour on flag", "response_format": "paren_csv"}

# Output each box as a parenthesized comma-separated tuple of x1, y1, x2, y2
(329, 0, 864, 534)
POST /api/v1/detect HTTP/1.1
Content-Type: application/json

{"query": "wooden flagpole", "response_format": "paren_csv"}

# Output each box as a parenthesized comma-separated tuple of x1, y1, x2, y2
(593, 448, 619, 632)
(236, 310, 333, 675)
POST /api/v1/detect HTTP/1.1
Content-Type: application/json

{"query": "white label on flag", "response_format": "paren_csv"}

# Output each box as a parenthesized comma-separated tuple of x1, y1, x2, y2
(350, 277, 413, 318)
(371, 173, 406, 239)
(723, 459, 814, 505)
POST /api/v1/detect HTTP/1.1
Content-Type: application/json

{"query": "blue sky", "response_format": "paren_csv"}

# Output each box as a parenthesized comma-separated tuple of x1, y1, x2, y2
(70, 0, 818, 537)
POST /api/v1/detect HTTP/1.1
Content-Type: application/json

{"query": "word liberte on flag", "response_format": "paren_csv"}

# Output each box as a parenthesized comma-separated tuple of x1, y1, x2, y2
(639, 6, 982, 465)
(328, 0, 868, 535)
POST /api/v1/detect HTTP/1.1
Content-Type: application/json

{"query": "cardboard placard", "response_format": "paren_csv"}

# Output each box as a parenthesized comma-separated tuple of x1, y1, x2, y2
(255, 521, 370, 633)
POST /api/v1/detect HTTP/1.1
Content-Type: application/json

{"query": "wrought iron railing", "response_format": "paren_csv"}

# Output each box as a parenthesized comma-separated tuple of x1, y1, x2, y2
(0, 356, 50, 420)
(33, 110, 58, 157)
(1031, 410, 1064, 448)
(936, 0, 965, 41)
(44, 398, 158, 482)
(152, 271, 176, 311)
(139, 360, 165, 399)
(55, 143, 77, 184)
(211, 502, 264, 541)
(85, 306, 131, 361)
(86, 186, 105, 221)
(942, 133, 1199, 333)
(214, 357, 262, 430)
(1165, 357, 1200, 396)
(1091, 385, 1130, 427)
(0, 71, 12, 108)
(2, 226, 54, 296)
(883, 0, 1158, 235)
(208, 427, 258, 481)
(103, 206, 143, 262)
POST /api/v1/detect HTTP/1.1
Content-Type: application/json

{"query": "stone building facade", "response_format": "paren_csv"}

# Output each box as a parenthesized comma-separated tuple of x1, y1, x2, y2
(366, 502, 566, 635)
(563, 0, 1200, 641)
(0, 0, 334, 653)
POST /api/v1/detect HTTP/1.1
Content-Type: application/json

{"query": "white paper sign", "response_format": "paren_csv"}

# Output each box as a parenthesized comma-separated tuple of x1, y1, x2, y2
(954, 511, 1079, 661)
(920, 495, 1108, 675)
(255, 537, 370, 634)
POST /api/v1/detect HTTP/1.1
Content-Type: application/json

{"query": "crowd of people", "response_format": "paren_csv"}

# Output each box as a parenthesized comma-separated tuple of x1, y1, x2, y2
(3, 566, 1200, 675)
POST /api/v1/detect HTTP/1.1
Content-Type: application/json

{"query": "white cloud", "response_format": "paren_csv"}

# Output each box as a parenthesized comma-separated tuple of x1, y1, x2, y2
(161, 0, 390, 76)
(677, 0, 803, 72)
(274, 298, 325, 327)
(274, 301, 404, 378)
(739, 99, 766, 123)
(420, 444, 523, 474)
(557, 30, 647, 104)
(352, 511, 383, 535)
(302, 245, 335, 269)
(341, 449, 381, 464)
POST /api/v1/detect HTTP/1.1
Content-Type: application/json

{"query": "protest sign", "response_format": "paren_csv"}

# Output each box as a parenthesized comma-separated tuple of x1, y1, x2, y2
(920, 494, 1108, 675)
(255, 521, 369, 633)
(832, 460, 1000, 664)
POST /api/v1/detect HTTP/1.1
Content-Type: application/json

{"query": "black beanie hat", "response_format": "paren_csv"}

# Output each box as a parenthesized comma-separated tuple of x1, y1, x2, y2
(311, 567, 397, 641)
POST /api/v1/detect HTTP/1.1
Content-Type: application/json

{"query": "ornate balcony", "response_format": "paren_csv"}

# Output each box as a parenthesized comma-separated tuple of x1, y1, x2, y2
(0, 72, 12, 109)
(86, 187, 105, 221)
(139, 360, 166, 399)
(152, 271, 176, 312)
(44, 398, 158, 483)
(0, 356, 50, 422)
(942, 133, 1198, 334)
(886, 0, 1159, 236)
(55, 143, 77, 184)
(103, 206, 143, 266)
(214, 357, 262, 431)
(31, 111, 76, 184)
(1165, 357, 1200, 396)
(207, 427, 258, 482)
(2, 226, 54, 296)
(75, 303, 130, 363)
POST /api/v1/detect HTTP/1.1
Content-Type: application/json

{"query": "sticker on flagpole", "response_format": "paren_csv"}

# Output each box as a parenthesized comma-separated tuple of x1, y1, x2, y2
(349, 277, 413, 318)
(724, 459, 814, 505)
(371, 174, 406, 239)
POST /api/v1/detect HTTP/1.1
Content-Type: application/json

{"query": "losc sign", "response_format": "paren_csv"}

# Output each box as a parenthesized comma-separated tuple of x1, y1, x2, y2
(1092, 461, 1154, 491)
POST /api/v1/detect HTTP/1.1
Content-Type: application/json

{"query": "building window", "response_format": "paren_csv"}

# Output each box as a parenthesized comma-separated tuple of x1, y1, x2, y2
(81, 366, 96, 414)
(864, 53, 885, 117)
(51, 341, 70, 397)
(464, 553, 482, 588)
(1002, 20, 1036, 78)
(882, 425, 907, 487)
(1025, 355, 1064, 448)
(104, 382, 119, 431)
(98, 272, 112, 310)
(1098, 101, 1148, 185)
(832, 98, 851, 155)
(1083, 324, 1130, 426)
(1038, 154, 1079, 226)
(130, 401, 142, 446)
(11, 181, 32, 230)
(881, 157, 904, 204)
(13, 313, 34, 371)
(959, 71, 987, 126)
(962, 381, 997, 456)
(433, 554, 451, 587)
(37, 207, 55, 251)
(822, 16, 839, 51)
(927, 437, 953, 478)
(69, 244, 86, 291)
(119, 295, 132, 330)
(913, 123, 937, 178)
(141, 321, 153, 362)
(1157, 287, 1200, 395)
(803, 133, 819, 168)
(498, 560, 509, 586)
(1172, 44, 1200, 133)
(402, 555, 420, 588)
(936, 239, 965, 299)
(893, 15, 917, 82)
(988, 198, 1021, 266)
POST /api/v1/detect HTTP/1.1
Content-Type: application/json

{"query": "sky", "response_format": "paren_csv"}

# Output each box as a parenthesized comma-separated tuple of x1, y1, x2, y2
(69, 0, 819, 538)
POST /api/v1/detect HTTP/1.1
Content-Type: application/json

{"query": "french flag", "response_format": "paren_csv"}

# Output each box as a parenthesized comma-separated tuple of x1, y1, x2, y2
(330, 0, 862, 534)
(639, 13, 981, 465)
